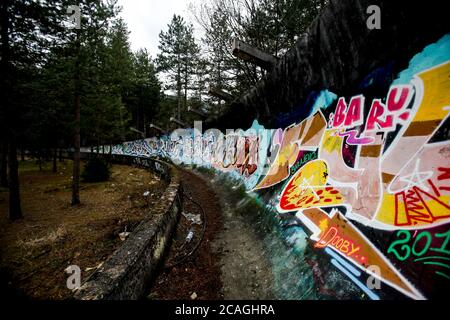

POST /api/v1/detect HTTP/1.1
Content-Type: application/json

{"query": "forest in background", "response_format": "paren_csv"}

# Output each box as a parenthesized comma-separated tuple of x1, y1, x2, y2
(0, 0, 326, 219)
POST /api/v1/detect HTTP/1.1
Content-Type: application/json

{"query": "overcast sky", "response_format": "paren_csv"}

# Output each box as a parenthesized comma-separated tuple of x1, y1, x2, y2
(117, 0, 202, 58)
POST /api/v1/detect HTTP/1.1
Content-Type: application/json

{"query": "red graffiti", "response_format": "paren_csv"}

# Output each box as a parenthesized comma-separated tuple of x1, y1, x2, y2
(365, 85, 413, 132)
(394, 179, 450, 226)
(315, 226, 363, 260)
(387, 85, 413, 112)
(366, 99, 394, 130)
(437, 167, 450, 192)
(332, 95, 364, 128)
(438, 167, 450, 181)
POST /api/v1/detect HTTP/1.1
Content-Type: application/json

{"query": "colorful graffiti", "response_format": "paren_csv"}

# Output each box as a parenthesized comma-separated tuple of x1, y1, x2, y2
(388, 228, 450, 280)
(93, 34, 450, 300)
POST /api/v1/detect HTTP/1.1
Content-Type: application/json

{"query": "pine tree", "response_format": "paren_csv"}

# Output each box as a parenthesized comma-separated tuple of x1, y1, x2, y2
(66, 1, 118, 205)
(181, 23, 200, 113)
(193, 0, 328, 97)
(0, 0, 65, 219)
(132, 49, 161, 137)
(157, 15, 200, 121)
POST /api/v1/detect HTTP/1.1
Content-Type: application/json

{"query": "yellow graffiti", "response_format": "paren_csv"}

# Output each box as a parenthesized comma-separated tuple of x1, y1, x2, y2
(253, 112, 327, 190)
(278, 160, 344, 211)
(375, 61, 450, 228)
(321, 129, 344, 153)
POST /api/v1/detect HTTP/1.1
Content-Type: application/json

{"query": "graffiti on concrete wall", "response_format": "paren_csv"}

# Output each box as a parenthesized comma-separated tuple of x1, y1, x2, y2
(101, 34, 450, 300)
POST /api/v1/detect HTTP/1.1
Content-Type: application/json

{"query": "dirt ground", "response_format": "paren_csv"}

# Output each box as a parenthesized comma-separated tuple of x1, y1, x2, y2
(0, 160, 277, 300)
(205, 171, 275, 299)
(148, 168, 275, 300)
(0, 159, 167, 299)
(148, 169, 224, 300)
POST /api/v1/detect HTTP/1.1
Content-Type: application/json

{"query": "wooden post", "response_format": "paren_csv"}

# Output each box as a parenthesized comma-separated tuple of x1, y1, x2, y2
(208, 87, 234, 102)
(232, 39, 278, 70)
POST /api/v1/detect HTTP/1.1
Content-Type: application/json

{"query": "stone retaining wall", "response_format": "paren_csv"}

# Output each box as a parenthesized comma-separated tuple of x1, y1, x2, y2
(73, 155, 182, 300)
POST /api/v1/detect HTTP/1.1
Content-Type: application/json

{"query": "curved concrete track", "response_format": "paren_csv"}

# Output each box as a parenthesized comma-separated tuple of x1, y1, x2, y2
(148, 168, 275, 300)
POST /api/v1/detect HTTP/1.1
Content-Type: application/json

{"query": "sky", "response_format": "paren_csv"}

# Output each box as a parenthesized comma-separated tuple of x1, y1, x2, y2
(117, 0, 202, 58)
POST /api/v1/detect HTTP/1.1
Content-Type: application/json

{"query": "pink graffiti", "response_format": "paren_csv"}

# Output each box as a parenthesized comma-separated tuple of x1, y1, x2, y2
(337, 130, 375, 145)
(332, 95, 364, 129)
(365, 85, 413, 132)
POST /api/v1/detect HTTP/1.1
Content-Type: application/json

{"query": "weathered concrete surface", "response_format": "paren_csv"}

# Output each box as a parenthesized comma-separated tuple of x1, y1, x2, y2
(74, 157, 182, 300)
(212, 200, 275, 299)
(194, 170, 276, 299)
(207, 0, 450, 129)
(147, 168, 224, 300)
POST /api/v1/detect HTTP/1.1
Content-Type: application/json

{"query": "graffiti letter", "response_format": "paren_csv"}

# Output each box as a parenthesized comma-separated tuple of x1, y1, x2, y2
(340, 240, 350, 254)
(365, 99, 393, 131)
(387, 85, 413, 113)
(387, 230, 411, 261)
(332, 98, 347, 127)
(315, 227, 338, 248)
(344, 95, 364, 127)
(348, 243, 361, 257)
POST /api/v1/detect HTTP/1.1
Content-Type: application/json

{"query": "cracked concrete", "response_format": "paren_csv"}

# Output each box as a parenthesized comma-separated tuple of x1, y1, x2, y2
(206, 173, 276, 300)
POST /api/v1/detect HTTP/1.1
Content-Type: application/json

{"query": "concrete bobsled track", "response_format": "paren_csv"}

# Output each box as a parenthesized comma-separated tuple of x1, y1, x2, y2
(80, 0, 450, 300)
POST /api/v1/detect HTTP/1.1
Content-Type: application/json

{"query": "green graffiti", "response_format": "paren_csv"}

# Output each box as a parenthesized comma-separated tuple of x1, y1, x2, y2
(388, 230, 450, 263)
(430, 230, 450, 255)
(387, 230, 411, 261)
(411, 231, 432, 257)
(290, 151, 317, 174)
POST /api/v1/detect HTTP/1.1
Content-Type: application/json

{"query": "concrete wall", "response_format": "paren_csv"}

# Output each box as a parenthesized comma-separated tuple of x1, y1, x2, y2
(74, 156, 182, 300)
(93, 0, 450, 300)
(207, 0, 450, 130)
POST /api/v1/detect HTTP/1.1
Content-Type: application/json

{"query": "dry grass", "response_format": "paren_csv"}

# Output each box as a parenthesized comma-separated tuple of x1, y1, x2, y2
(0, 159, 167, 299)
(17, 225, 68, 249)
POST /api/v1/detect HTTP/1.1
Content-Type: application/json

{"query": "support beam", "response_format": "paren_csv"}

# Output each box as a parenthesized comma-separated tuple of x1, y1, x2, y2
(208, 87, 234, 102)
(187, 106, 206, 118)
(169, 117, 187, 128)
(149, 123, 167, 135)
(130, 127, 145, 139)
(232, 39, 278, 70)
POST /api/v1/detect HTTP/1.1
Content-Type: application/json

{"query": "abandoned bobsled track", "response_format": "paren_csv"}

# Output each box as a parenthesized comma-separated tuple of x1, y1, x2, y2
(148, 165, 370, 300)
(72, 155, 278, 300)
(148, 167, 276, 300)
(148, 168, 224, 300)
(73, 154, 378, 300)
(74, 0, 450, 300)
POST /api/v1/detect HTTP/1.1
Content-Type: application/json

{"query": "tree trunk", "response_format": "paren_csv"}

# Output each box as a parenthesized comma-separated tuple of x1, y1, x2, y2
(143, 113, 146, 137)
(177, 62, 181, 120)
(72, 102, 81, 205)
(8, 136, 22, 220)
(52, 148, 57, 173)
(0, 2, 10, 189)
(184, 59, 188, 112)
(1, 0, 21, 219)
(118, 98, 125, 141)
(1, 141, 8, 188)
(71, 29, 81, 206)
